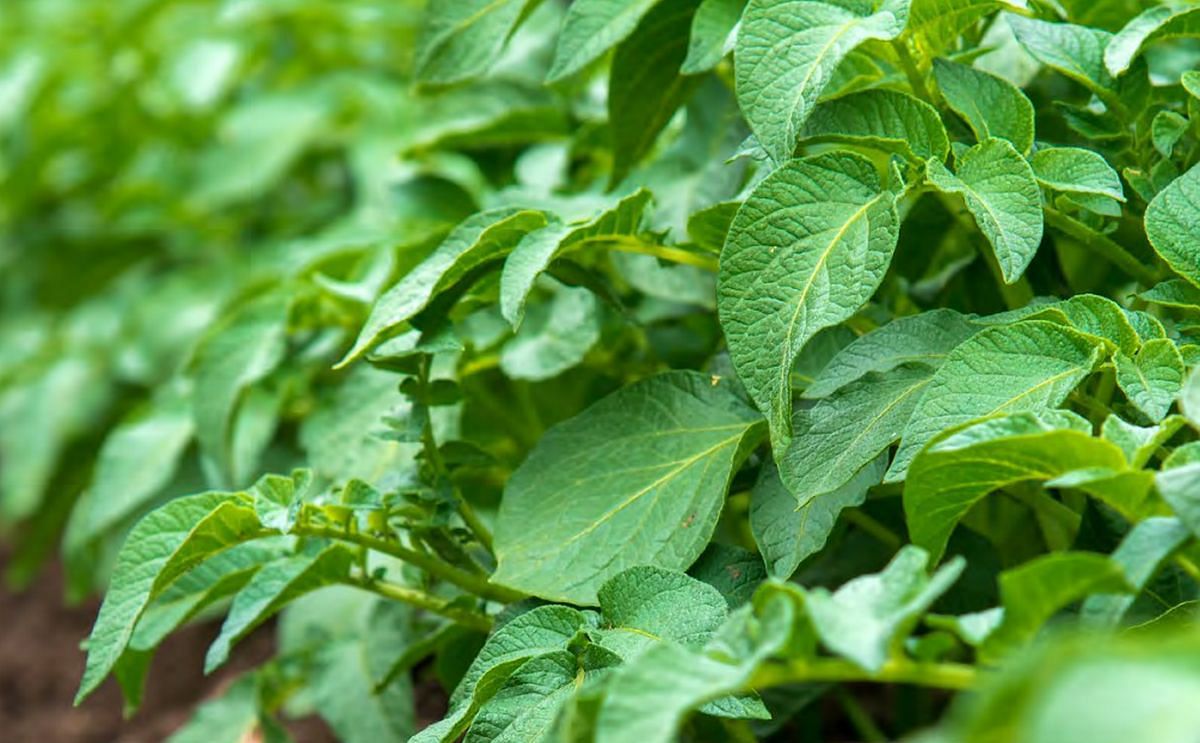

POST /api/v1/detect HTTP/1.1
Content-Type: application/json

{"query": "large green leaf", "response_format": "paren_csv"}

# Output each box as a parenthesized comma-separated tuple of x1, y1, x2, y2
(546, 0, 664, 82)
(609, 0, 703, 183)
(415, 0, 541, 85)
(933, 59, 1034, 154)
(718, 151, 899, 443)
(1114, 338, 1186, 423)
(340, 208, 547, 364)
(803, 545, 964, 671)
(903, 413, 1129, 561)
(1145, 163, 1200, 289)
(888, 320, 1105, 480)
(313, 626, 416, 743)
(735, 0, 911, 162)
(751, 455, 886, 578)
(926, 138, 1044, 284)
(800, 88, 949, 161)
(781, 364, 931, 499)
(298, 365, 406, 483)
(77, 491, 265, 703)
(803, 309, 979, 399)
(1104, 5, 1200, 78)
(493, 371, 765, 604)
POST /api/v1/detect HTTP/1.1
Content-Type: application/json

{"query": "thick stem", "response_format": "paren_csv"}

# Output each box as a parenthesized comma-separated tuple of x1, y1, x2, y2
(753, 657, 980, 692)
(296, 524, 525, 604)
(891, 39, 935, 106)
(1044, 208, 1160, 286)
(351, 577, 493, 633)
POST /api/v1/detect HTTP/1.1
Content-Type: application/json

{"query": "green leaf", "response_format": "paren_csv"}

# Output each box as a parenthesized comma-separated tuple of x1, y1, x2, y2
(340, 208, 548, 365)
(193, 293, 290, 485)
(415, 0, 540, 85)
(926, 138, 1044, 284)
(493, 371, 764, 604)
(803, 545, 964, 671)
(500, 190, 652, 328)
(500, 284, 601, 381)
(1007, 15, 1115, 100)
(751, 455, 886, 579)
(1152, 110, 1190, 159)
(546, 0, 664, 82)
(166, 674, 269, 743)
(800, 88, 950, 161)
(609, 0, 703, 184)
(903, 412, 1128, 561)
(982, 552, 1130, 661)
(718, 151, 899, 443)
(1081, 517, 1192, 628)
(298, 364, 406, 483)
(1031, 294, 1139, 356)
(1139, 279, 1200, 310)
(466, 650, 608, 743)
(803, 309, 980, 399)
(313, 629, 416, 743)
(1158, 463, 1200, 538)
(735, 0, 910, 162)
(688, 543, 768, 607)
(681, 0, 746, 74)
(1114, 338, 1186, 423)
(1145, 163, 1200, 289)
(1104, 5, 1200, 78)
(595, 566, 728, 659)
(1101, 414, 1186, 468)
(888, 320, 1105, 480)
(933, 59, 1035, 154)
(1030, 147, 1125, 202)
(77, 491, 264, 703)
(908, 0, 1002, 56)
(781, 365, 932, 499)
(205, 544, 355, 673)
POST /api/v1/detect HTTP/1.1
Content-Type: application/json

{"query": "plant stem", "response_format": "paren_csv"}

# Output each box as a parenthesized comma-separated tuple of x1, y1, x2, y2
(1175, 554, 1200, 583)
(296, 524, 525, 604)
(1043, 208, 1160, 286)
(753, 657, 980, 692)
(936, 192, 1033, 310)
(604, 237, 720, 272)
(350, 577, 493, 633)
(836, 687, 889, 743)
(844, 509, 904, 550)
(892, 39, 935, 106)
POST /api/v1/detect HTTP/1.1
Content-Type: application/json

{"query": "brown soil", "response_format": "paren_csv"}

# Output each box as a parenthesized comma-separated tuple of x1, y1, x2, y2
(0, 554, 336, 743)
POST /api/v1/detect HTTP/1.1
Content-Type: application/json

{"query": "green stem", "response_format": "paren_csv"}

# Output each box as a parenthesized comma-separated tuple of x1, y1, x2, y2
(1175, 554, 1200, 583)
(457, 499, 495, 555)
(892, 39, 935, 106)
(604, 237, 720, 272)
(753, 657, 980, 692)
(351, 577, 493, 633)
(844, 509, 904, 551)
(296, 524, 525, 604)
(1044, 208, 1160, 286)
(836, 687, 888, 743)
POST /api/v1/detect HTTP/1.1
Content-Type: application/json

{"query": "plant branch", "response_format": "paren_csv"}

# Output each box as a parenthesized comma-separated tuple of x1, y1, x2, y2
(603, 237, 721, 272)
(753, 657, 980, 692)
(349, 576, 493, 633)
(1043, 207, 1160, 286)
(891, 39, 935, 106)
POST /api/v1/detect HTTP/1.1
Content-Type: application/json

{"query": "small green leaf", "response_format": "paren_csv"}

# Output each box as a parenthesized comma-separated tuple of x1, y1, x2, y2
(1145, 163, 1200, 289)
(1081, 517, 1192, 628)
(889, 321, 1105, 480)
(205, 544, 355, 673)
(500, 284, 601, 381)
(926, 138, 1044, 284)
(718, 151, 899, 443)
(681, 0, 746, 74)
(1104, 5, 1200, 78)
(1139, 279, 1200, 309)
(908, 0, 1002, 56)
(735, 0, 910, 162)
(341, 208, 548, 365)
(803, 545, 964, 672)
(933, 59, 1035, 154)
(1030, 147, 1125, 202)
(1007, 15, 1115, 100)
(1029, 294, 1138, 356)
(546, 0, 664, 82)
(77, 491, 264, 703)
(595, 566, 728, 659)
(415, 0, 540, 85)
(904, 413, 1128, 561)
(1114, 338, 1186, 423)
(493, 371, 764, 604)
(1152, 110, 1190, 159)
(1158, 463, 1200, 537)
(801, 88, 950, 161)
(1101, 414, 1186, 468)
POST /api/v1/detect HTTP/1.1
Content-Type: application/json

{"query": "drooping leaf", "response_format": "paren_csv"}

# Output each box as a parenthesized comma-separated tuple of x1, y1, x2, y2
(77, 491, 264, 703)
(803, 545, 964, 671)
(904, 412, 1129, 561)
(340, 208, 548, 365)
(681, 0, 746, 74)
(1145, 162, 1200, 289)
(1030, 147, 1125, 202)
(751, 455, 886, 579)
(415, 0, 541, 85)
(546, 0, 664, 82)
(735, 0, 910, 162)
(781, 364, 932, 500)
(933, 58, 1035, 154)
(925, 138, 1044, 284)
(718, 151, 899, 443)
(803, 309, 980, 399)
(888, 320, 1105, 480)
(800, 88, 950, 161)
(1114, 338, 1186, 423)
(493, 371, 765, 604)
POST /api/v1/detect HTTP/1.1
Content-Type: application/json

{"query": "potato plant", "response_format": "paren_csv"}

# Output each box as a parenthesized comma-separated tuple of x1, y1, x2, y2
(3, 0, 1200, 740)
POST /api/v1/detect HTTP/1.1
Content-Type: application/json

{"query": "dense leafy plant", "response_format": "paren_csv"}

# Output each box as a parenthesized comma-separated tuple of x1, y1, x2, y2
(4, 0, 1200, 740)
